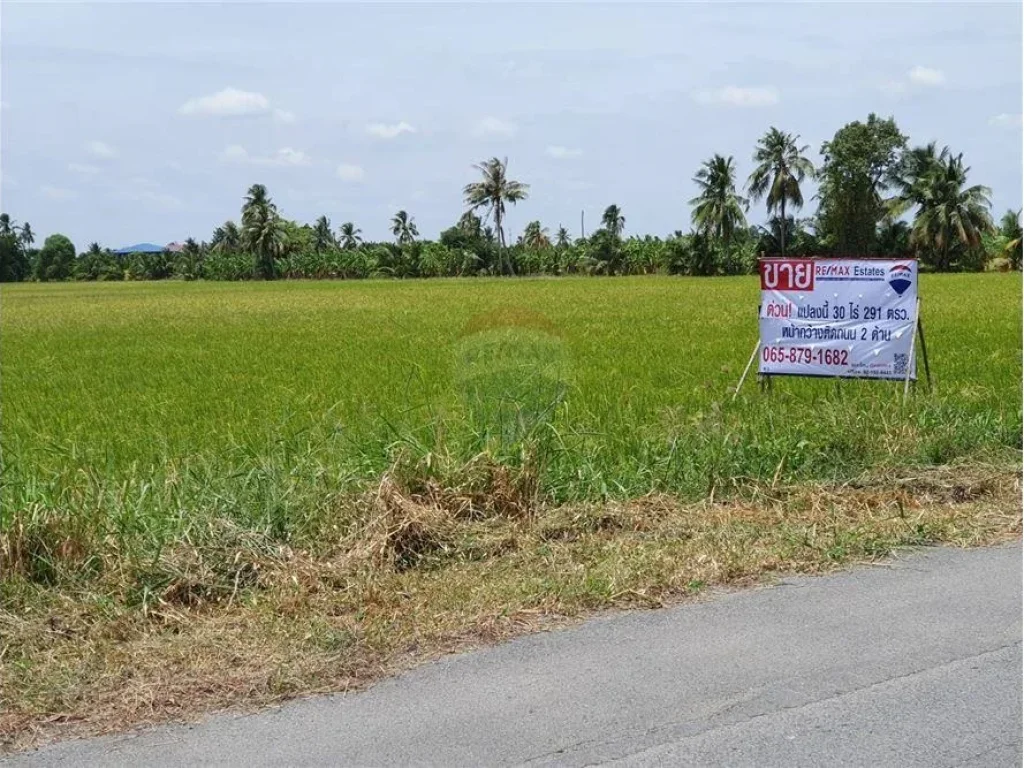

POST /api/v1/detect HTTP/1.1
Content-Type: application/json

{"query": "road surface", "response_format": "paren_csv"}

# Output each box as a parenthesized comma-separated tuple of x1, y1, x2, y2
(6, 544, 1021, 767)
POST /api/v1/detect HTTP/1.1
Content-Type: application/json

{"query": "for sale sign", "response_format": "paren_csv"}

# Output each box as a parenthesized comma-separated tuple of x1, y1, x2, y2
(758, 258, 918, 380)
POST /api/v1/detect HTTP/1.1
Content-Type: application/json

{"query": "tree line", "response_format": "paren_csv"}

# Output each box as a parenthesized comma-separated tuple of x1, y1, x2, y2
(1, 114, 1020, 283)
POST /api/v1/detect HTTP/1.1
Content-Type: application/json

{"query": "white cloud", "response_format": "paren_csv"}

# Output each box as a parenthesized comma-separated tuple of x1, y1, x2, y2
(366, 121, 416, 139)
(473, 116, 518, 138)
(179, 87, 271, 117)
(882, 66, 947, 98)
(546, 145, 582, 160)
(86, 140, 117, 158)
(908, 65, 945, 87)
(69, 163, 100, 175)
(989, 113, 1023, 128)
(218, 145, 311, 167)
(40, 185, 77, 200)
(694, 86, 779, 107)
(336, 163, 365, 182)
(273, 108, 296, 124)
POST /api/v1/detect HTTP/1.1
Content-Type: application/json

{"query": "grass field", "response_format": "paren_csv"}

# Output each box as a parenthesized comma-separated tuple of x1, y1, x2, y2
(1, 274, 1021, 746)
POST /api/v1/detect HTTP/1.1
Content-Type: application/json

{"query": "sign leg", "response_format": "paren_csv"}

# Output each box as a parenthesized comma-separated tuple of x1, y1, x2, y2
(916, 317, 933, 393)
(903, 298, 921, 402)
(732, 340, 761, 402)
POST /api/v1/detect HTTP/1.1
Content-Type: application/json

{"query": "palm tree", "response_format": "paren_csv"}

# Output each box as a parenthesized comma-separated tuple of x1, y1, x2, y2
(601, 204, 625, 237)
(390, 210, 418, 245)
(313, 215, 335, 254)
(179, 237, 204, 280)
(556, 226, 571, 248)
(0, 214, 15, 237)
(690, 155, 748, 244)
(1000, 209, 1022, 270)
(521, 221, 551, 249)
(458, 211, 482, 237)
(212, 220, 241, 253)
(463, 156, 529, 275)
(338, 221, 362, 249)
(747, 128, 814, 256)
(19, 222, 34, 248)
(888, 142, 948, 219)
(241, 183, 285, 279)
(909, 153, 993, 271)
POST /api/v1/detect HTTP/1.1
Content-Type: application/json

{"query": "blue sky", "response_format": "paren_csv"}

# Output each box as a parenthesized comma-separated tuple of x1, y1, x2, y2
(1, 2, 1021, 249)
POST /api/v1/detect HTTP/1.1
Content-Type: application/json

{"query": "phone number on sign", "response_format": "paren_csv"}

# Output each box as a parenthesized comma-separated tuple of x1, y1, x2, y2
(762, 346, 849, 366)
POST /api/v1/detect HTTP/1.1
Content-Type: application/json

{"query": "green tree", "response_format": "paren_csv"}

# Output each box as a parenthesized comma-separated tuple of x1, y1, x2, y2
(338, 221, 362, 249)
(36, 233, 76, 281)
(211, 220, 242, 253)
(241, 184, 285, 280)
(747, 128, 814, 255)
(909, 153, 993, 271)
(0, 214, 15, 237)
(313, 215, 335, 254)
(601, 204, 625, 237)
(690, 155, 747, 245)
(555, 226, 571, 248)
(0, 228, 28, 282)
(19, 222, 34, 248)
(463, 157, 529, 275)
(521, 220, 551, 249)
(176, 237, 205, 280)
(999, 209, 1022, 270)
(390, 210, 418, 245)
(817, 114, 907, 254)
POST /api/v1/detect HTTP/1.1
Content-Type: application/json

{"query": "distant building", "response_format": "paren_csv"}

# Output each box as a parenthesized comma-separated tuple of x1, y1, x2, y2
(112, 242, 182, 255)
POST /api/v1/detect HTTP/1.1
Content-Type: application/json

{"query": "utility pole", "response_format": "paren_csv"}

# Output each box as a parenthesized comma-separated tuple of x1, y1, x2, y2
(580, 210, 585, 239)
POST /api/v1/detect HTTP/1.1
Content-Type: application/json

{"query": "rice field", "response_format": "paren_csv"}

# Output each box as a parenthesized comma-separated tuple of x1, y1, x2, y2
(2, 274, 1021, 549)
(1, 274, 1021, 747)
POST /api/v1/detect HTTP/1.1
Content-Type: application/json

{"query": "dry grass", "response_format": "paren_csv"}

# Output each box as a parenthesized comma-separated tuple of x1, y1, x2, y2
(1, 458, 1020, 754)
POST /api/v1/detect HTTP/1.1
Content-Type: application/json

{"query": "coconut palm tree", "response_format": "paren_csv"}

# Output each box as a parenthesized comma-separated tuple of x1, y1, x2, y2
(888, 142, 948, 219)
(212, 220, 241, 253)
(690, 155, 748, 244)
(0, 214, 15, 237)
(241, 183, 285, 279)
(463, 156, 529, 274)
(19, 222, 34, 248)
(555, 226, 571, 247)
(601, 204, 625, 237)
(313, 215, 335, 254)
(458, 211, 482, 237)
(390, 210, 418, 245)
(1000, 209, 1022, 270)
(747, 128, 815, 255)
(909, 153, 993, 271)
(521, 221, 551, 249)
(338, 221, 362, 249)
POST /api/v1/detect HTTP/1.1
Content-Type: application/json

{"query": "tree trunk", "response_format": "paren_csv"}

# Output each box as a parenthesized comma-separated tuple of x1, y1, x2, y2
(780, 198, 787, 257)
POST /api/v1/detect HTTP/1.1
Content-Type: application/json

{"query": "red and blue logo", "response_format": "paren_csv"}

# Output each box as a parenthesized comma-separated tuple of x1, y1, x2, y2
(888, 263, 913, 296)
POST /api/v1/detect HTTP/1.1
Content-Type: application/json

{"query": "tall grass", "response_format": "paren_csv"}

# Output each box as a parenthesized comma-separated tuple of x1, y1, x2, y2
(1, 275, 1020, 580)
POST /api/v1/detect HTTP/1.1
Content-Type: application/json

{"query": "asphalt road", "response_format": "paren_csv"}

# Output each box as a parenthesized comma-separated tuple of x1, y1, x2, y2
(7, 544, 1021, 767)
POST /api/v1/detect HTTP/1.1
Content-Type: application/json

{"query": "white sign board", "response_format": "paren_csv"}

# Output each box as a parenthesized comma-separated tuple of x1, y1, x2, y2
(758, 258, 918, 380)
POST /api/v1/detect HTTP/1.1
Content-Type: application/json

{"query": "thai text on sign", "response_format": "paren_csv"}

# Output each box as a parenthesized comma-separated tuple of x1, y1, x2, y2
(758, 258, 918, 380)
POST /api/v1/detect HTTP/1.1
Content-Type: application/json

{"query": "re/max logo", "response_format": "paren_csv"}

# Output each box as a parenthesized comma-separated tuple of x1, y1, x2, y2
(760, 259, 815, 291)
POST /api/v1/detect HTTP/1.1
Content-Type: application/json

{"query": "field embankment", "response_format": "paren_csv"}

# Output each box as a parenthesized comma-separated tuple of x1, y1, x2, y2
(1, 275, 1021, 749)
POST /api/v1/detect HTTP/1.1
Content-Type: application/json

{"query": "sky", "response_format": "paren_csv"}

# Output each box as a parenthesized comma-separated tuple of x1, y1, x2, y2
(1, 1, 1021, 249)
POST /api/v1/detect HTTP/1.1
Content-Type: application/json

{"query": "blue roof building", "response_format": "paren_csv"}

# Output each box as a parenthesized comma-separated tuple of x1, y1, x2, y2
(112, 242, 166, 255)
